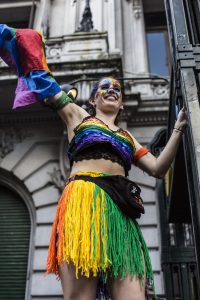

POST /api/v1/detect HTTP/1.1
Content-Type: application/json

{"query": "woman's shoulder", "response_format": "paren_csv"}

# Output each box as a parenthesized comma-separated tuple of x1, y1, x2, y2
(73, 115, 92, 133)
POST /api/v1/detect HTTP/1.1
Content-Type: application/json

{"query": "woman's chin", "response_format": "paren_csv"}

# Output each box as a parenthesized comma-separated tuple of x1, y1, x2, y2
(102, 100, 120, 110)
(99, 107, 120, 116)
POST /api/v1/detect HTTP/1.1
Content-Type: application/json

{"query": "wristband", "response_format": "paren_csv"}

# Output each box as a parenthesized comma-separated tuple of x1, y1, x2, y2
(173, 128, 184, 134)
(46, 91, 73, 110)
(133, 147, 150, 165)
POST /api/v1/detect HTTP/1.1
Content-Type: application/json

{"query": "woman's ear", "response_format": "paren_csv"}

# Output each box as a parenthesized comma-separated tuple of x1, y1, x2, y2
(120, 103, 124, 110)
(89, 98, 96, 107)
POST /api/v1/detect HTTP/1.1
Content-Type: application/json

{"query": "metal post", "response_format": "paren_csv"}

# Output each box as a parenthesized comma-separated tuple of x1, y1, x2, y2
(165, 0, 200, 287)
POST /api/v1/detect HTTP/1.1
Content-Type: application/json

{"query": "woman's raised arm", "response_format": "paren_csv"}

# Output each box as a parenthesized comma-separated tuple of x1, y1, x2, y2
(48, 91, 89, 140)
(132, 108, 188, 178)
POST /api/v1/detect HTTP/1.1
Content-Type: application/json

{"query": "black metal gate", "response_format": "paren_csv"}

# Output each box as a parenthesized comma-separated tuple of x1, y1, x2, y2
(158, 0, 200, 298)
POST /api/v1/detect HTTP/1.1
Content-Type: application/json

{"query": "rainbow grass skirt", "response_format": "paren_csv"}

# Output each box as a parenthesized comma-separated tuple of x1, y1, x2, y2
(46, 171, 154, 286)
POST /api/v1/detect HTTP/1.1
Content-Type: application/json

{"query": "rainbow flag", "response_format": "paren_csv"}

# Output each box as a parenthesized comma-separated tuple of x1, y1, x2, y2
(0, 24, 61, 108)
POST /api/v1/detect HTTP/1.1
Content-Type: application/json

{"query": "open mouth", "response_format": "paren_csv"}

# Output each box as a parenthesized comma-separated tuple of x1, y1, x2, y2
(104, 94, 118, 101)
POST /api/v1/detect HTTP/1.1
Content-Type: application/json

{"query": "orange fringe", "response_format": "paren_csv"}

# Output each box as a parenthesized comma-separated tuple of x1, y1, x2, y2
(46, 182, 74, 276)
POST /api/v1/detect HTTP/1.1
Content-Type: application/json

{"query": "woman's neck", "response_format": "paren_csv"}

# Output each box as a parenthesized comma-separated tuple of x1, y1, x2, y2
(95, 112, 118, 128)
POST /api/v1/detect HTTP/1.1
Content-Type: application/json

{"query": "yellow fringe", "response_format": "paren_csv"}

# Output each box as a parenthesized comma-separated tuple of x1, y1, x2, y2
(46, 172, 111, 278)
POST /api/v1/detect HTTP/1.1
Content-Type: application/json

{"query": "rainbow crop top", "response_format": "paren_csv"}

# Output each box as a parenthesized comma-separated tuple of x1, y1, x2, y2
(67, 116, 136, 175)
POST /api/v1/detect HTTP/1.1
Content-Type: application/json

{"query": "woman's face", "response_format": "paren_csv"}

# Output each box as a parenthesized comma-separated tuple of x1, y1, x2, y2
(91, 78, 123, 113)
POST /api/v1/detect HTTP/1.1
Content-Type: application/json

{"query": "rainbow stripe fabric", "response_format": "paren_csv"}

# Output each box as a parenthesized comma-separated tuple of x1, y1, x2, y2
(68, 116, 136, 173)
(0, 24, 61, 108)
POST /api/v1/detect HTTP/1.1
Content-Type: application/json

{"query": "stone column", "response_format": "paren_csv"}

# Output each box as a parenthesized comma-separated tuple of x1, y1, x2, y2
(34, 0, 50, 34)
(115, 0, 123, 55)
(63, 0, 77, 35)
(49, 0, 66, 37)
(103, 0, 118, 54)
(122, 0, 148, 75)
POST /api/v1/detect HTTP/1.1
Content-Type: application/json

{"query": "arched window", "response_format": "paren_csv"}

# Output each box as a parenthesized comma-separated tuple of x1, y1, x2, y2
(0, 169, 35, 300)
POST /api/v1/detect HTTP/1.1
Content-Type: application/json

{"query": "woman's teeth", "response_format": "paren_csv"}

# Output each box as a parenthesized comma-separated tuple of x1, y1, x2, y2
(104, 95, 117, 101)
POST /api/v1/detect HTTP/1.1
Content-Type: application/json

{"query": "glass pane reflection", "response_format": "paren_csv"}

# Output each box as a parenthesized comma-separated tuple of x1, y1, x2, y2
(147, 32, 169, 76)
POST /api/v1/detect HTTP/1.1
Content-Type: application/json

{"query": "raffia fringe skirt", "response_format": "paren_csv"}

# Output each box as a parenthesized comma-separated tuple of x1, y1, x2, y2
(46, 171, 154, 285)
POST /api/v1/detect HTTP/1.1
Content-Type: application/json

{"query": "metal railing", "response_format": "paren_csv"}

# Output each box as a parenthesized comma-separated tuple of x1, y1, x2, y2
(162, 0, 200, 298)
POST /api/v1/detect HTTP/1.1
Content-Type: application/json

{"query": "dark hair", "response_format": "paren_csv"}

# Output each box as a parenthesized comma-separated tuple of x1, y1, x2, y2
(87, 77, 123, 125)
(89, 82, 99, 101)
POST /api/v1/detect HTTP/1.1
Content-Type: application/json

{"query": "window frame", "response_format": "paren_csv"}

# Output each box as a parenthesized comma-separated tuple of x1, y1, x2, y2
(145, 12, 171, 76)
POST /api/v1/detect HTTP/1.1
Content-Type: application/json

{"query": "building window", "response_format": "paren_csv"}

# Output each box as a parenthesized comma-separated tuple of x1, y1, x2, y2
(0, 168, 35, 300)
(145, 12, 170, 76)
(0, 1, 35, 28)
(146, 31, 169, 76)
(0, 185, 31, 299)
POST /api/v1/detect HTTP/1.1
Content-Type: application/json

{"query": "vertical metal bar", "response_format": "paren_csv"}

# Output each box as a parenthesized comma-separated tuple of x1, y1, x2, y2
(181, 263, 191, 299)
(180, 68, 200, 286)
(164, 0, 190, 74)
(162, 264, 174, 299)
(164, 0, 200, 297)
(166, 0, 190, 45)
(190, 264, 199, 299)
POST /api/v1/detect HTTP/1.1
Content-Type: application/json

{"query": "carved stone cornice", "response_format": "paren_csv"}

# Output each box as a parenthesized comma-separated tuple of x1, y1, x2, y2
(0, 110, 61, 128)
(45, 31, 109, 63)
(123, 78, 169, 100)
(0, 105, 168, 129)
(122, 108, 168, 126)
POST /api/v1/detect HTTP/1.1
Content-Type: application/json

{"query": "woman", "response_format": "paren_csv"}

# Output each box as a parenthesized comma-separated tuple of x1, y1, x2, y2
(0, 24, 187, 300)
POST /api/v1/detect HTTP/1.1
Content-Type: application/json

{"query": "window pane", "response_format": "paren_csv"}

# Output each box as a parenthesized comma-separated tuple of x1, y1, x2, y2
(147, 32, 169, 76)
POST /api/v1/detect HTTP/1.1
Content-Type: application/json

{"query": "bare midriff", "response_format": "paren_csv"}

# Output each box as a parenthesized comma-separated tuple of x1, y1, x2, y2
(70, 159, 126, 177)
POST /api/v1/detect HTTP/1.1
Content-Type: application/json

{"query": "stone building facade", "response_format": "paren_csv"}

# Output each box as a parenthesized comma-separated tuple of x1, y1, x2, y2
(0, 0, 170, 299)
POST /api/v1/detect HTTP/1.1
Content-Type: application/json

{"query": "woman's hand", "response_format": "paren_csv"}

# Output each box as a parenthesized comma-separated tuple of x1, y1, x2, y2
(174, 107, 188, 132)
(132, 107, 188, 178)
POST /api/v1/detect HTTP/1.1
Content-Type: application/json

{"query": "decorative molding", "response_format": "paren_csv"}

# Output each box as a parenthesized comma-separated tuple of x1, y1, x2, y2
(123, 78, 169, 100)
(46, 44, 62, 59)
(76, 0, 94, 32)
(123, 109, 168, 126)
(59, 132, 71, 180)
(48, 167, 65, 192)
(152, 83, 169, 98)
(48, 131, 71, 191)
(133, 0, 142, 19)
(0, 128, 32, 159)
(0, 110, 61, 127)
(126, 0, 142, 18)
(45, 32, 109, 62)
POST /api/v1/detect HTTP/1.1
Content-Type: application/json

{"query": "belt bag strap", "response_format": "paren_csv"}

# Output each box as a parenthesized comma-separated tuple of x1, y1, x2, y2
(71, 175, 145, 219)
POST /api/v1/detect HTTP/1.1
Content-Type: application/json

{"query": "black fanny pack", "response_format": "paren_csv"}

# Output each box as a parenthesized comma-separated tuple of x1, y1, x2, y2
(69, 175, 145, 219)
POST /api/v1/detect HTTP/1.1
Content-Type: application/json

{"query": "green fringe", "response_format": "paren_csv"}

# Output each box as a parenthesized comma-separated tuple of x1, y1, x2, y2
(97, 185, 154, 285)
